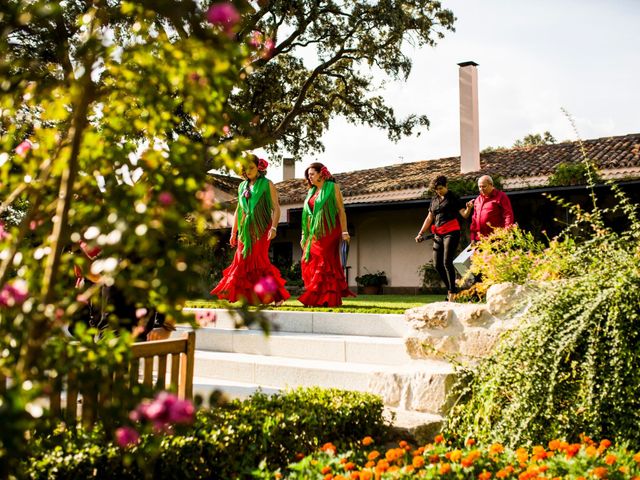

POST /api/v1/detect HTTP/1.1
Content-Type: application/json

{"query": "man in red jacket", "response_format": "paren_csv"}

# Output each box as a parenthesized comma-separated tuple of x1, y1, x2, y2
(468, 175, 515, 242)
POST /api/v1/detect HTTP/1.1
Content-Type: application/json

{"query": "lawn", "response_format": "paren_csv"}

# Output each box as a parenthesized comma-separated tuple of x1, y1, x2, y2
(186, 294, 443, 314)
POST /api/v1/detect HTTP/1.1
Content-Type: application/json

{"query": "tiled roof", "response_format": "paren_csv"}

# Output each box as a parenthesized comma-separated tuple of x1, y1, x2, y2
(207, 172, 242, 194)
(276, 133, 640, 205)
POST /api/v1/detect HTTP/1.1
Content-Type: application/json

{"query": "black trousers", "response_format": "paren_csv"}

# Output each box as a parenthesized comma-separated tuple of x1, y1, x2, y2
(432, 230, 461, 293)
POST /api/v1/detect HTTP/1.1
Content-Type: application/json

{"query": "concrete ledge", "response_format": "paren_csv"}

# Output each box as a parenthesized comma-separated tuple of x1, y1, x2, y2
(183, 308, 409, 337)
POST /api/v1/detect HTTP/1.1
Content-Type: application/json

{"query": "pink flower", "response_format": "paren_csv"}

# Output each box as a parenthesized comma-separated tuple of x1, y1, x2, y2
(158, 191, 174, 206)
(254, 275, 278, 303)
(115, 426, 140, 448)
(0, 279, 29, 308)
(15, 140, 32, 157)
(257, 158, 268, 172)
(249, 30, 263, 49)
(261, 38, 275, 59)
(243, 189, 251, 199)
(0, 222, 7, 240)
(133, 392, 195, 428)
(222, 125, 230, 135)
(206, 3, 241, 34)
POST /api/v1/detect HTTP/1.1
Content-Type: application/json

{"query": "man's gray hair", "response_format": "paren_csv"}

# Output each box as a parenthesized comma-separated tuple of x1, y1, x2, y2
(478, 175, 494, 185)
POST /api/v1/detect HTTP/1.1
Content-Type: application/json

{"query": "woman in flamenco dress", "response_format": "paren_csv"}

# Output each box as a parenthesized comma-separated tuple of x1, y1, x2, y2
(298, 162, 355, 307)
(211, 156, 290, 305)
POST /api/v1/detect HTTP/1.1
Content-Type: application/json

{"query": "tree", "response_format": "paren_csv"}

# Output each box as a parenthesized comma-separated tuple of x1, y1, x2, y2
(513, 130, 557, 148)
(0, 1, 250, 474)
(0, 0, 456, 163)
(232, 0, 456, 160)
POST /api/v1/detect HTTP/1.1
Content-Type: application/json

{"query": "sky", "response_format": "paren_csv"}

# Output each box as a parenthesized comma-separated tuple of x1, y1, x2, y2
(266, 0, 640, 182)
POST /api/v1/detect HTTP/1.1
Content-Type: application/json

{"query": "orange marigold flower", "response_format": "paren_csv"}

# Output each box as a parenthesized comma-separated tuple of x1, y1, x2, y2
(434, 434, 445, 444)
(412, 456, 425, 468)
(495, 468, 510, 479)
(449, 450, 462, 463)
(321, 466, 332, 475)
(323, 474, 333, 480)
(362, 436, 374, 446)
(399, 440, 408, 448)
(634, 452, 640, 463)
(515, 447, 528, 464)
(365, 461, 375, 468)
(404, 465, 415, 473)
(489, 443, 505, 456)
(539, 465, 549, 472)
(367, 451, 380, 461)
(414, 446, 425, 456)
(275, 474, 282, 479)
(385, 448, 402, 462)
(604, 454, 617, 465)
(586, 445, 597, 457)
(548, 439, 561, 451)
(478, 470, 491, 480)
(334, 476, 347, 480)
(566, 444, 581, 458)
(439, 463, 452, 475)
(360, 472, 372, 480)
(295, 452, 305, 460)
(618, 466, 629, 475)
(532, 445, 549, 461)
(340, 458, 348, 464)
(350, 473, 360, 480)
(388, 466, 400, 472)
(466, 438, 476, 446)
(322, 442, 337, 453)
(590, 467, 608, 479)
(600, 439, 612, 449)
(429, 454, 440, 464)
(375, 459, 389, 473)
(344, 462, 356, 471)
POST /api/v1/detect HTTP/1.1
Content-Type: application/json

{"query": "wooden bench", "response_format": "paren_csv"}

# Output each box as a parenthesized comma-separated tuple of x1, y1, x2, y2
(47, 330, 196, 426)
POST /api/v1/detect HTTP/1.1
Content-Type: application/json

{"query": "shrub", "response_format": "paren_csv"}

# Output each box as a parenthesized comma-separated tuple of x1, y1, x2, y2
(24, 388, 389, 479)
(444, 162, 640, 447)
(355, 271, 388, 287)
(417, 262, 445, 293)
(548, 161, 602, 186)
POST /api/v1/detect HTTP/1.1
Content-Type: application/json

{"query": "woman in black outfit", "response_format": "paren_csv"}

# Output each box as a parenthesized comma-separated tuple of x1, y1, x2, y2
(416, 176, 472, 301)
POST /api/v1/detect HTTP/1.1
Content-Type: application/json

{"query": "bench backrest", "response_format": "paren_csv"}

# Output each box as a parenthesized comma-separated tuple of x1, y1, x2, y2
(49, 330, 195, 426)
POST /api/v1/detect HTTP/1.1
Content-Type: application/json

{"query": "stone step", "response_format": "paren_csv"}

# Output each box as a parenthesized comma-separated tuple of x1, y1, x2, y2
(193, 350, 455, 415)
(181, 326, 412, 366)
(183, 308, 409, 338)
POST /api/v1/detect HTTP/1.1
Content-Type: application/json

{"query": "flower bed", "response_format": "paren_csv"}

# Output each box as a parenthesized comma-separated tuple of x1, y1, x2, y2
(255, 435, 640, 479)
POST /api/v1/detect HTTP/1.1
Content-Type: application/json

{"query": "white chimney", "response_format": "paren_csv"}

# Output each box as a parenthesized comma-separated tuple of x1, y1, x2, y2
(282, 157, 295, 181)
(458, 61, 481, 173)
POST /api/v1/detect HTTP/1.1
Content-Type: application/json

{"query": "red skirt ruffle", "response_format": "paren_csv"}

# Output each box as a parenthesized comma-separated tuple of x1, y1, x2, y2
(211, 233, 290, 305)
(299, 225, 355, 307)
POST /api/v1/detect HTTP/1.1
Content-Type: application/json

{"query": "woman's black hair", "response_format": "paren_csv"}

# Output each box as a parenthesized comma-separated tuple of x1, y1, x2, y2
(429, 175, 448, 191)
(304, 162, 335, 187)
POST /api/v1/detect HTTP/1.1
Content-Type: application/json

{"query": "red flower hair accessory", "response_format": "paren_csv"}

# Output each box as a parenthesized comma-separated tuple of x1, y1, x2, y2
(257, 158, 268, 172)
(320, 166, 331, 179)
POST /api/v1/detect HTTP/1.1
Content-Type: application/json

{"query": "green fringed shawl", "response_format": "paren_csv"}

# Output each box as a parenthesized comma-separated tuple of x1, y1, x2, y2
(301, 180, 339, 261)
(237, 176, 272, 258)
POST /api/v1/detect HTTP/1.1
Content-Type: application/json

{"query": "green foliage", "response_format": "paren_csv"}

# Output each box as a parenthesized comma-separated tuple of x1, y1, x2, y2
(0, 0, 251, 474)
(445, 173, 640, 447)
(513, 130, 557, 147)
(548, 161, 603, 186)
(24, 388, 388, 479)
(468, 226, 576, 287)
(355, 271, 388, 287)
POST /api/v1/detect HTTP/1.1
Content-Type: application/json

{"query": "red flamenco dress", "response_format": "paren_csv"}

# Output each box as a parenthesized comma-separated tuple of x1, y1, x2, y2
(298, 182, 355, 307)
(211, 177, 290, 305)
